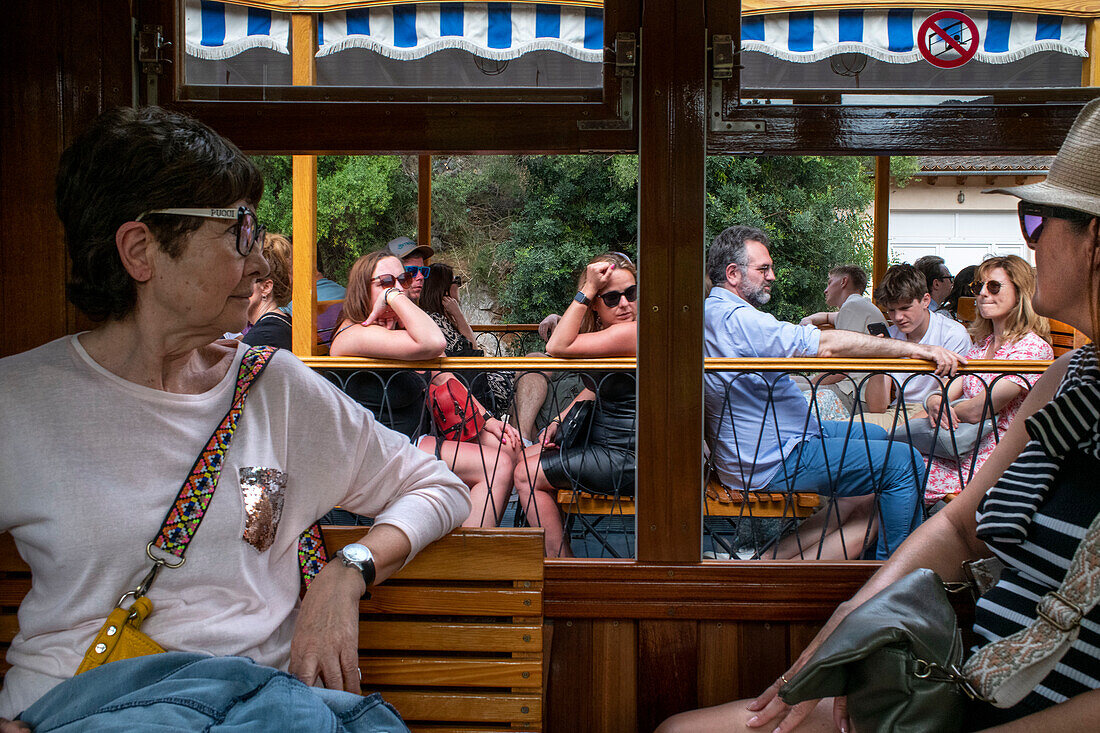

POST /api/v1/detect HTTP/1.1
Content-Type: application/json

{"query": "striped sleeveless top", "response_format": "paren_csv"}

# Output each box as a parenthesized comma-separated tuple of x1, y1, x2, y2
(972, 347, 1100, 712)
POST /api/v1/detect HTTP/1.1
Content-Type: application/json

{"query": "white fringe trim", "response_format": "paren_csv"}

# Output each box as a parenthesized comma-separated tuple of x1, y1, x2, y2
(315, 35, 602, 62)
(742, 39, 1087, 65)
(186, 37, 288, 60)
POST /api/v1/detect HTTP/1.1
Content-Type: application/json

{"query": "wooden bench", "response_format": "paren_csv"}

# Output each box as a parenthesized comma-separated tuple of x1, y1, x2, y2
(1, 527, 545, 732)
(556, 479, 820, 520)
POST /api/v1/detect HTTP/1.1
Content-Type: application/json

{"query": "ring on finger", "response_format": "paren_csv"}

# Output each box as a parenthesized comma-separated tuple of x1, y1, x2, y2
(779, 674, 789, 686)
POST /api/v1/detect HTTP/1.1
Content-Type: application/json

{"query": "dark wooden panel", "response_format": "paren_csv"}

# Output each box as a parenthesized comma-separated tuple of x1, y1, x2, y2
(591, 619, 637, 733)
(545, 561, 877, 620)
(548, 619, 594, 733)
(637, 620, 698, 731)
(708, 104, 1084, 156)
(635, 0, 706, 562)
(698, 621, 741, 709)
(737, 622, 790, 700)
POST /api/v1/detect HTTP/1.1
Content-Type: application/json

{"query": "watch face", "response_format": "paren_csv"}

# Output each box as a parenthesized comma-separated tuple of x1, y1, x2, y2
(342, 543, 370, 564)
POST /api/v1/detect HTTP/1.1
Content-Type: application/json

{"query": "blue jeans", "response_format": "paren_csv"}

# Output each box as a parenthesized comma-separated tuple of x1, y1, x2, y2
(19, 653, 409, 732)
(769, 420, 924, 559)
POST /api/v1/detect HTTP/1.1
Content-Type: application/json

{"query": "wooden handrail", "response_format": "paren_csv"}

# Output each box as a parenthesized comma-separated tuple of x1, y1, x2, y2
(300, 356, 1055, 373)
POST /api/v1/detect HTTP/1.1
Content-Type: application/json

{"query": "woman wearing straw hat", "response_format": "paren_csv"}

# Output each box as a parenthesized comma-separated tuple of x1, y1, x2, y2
(658, 99, 1100, 733)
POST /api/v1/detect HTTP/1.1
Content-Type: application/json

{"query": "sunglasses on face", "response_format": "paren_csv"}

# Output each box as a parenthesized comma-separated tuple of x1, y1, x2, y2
(452, 276, 463, 287)
(136, 206, 265, 257)
(404, 265, 430, 279)
(970, 280, 1003, 297)
(1017, 201, 1095, 244)
(373, 271, 417, 289)
(597, 284, 638, 307)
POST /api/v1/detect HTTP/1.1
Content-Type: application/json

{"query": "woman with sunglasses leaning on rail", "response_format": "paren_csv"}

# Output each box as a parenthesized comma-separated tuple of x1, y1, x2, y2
(0, 107, 471, 730)
(513, 252, 638, 557)
(914, 255, 1053, 506)
(658, 99, 1100, 733)
(331, 252, 521, 529)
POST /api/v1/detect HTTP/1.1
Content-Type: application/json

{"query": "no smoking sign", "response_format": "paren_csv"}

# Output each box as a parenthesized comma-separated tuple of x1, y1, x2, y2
(918, 11, 980, 69)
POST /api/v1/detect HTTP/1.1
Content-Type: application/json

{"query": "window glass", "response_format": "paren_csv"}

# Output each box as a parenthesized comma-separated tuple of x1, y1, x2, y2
(183, 0, 604, 94)
(739, 9, 1091, 105)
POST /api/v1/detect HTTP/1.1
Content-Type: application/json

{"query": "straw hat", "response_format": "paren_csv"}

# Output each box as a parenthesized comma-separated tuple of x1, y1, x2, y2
(986, 97, 1100, 219)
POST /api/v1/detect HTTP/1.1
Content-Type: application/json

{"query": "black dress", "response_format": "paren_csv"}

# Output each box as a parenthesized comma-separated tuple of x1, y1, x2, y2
(242, 311, 292, 350)
(540, 371, 636, 497)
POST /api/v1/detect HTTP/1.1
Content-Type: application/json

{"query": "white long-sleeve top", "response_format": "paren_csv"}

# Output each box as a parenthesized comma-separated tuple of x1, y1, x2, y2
(0, 335, 471, 716)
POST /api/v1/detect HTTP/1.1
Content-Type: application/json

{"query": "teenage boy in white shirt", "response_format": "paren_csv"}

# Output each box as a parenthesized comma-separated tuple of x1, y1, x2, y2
(870, 264, 971, 415)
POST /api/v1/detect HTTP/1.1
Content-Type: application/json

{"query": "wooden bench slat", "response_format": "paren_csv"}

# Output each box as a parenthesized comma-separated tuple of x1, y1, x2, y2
(0, 578, 31, 606)
(408, 726, 530, 733)
(363, 586, 542, 617)
(359, 621, 542, 653)
(360, 656, 541, 688)
(0, 616, 19, 643)
(557, 486, 820, 520)
(0, 534, 28, 572)
(323, 528, 544, 582)
(377, 691, 541, 724)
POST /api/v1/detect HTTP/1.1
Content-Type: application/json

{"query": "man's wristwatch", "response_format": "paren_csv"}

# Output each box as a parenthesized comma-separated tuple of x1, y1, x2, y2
(336, 543, 377, 598)
(574, 291, 591, 306)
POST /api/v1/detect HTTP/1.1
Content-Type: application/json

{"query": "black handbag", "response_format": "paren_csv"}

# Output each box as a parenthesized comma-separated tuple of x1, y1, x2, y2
(555, 399, 594, 449)
(780, 569, 975, 733)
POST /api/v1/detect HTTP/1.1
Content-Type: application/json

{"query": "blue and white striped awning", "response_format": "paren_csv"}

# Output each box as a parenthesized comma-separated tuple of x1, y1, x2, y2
(186, 0, 291, 59)
(742, 10, 1088, 64)
(186, 0, 603, 62)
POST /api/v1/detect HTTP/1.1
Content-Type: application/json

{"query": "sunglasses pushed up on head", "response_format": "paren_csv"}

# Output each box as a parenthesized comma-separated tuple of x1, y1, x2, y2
(1017, 201, 1095, 244)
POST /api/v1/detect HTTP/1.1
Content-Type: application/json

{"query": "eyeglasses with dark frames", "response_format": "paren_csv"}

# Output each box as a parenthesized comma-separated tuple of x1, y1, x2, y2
(970, 280, 1003, 297)
(136, 206, 265, 257)
(373, 272, 417, 289)
(597, 284, 638, 307)
(404, 265, 431, 279)
(1017, 201, 1095, 244)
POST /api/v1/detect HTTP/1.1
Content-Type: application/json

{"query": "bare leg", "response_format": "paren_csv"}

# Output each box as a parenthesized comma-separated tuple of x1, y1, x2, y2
(418, 437, 515, 528)
(656, 697, 839, 733)
(771, 496, 877, 560)
(514, 444, 573, 557)
(512, 355, 550, 444)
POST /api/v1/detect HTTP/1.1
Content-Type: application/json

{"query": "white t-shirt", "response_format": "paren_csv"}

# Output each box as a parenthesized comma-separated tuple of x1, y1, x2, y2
(0, 336, 471, 716)
(887, 311, 972, 404)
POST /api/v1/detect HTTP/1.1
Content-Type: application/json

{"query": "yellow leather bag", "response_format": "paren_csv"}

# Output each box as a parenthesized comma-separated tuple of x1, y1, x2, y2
(75, 596, 165, 674)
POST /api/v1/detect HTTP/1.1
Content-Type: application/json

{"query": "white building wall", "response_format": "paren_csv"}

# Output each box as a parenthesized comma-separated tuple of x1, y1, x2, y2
(886, 175, 1045, 275)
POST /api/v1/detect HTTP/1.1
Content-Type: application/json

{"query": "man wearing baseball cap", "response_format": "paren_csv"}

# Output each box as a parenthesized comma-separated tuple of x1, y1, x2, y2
(387, 236, 434, 302)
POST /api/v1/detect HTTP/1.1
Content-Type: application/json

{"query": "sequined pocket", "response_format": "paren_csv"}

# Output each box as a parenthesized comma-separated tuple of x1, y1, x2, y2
(239, 467, 287, 552)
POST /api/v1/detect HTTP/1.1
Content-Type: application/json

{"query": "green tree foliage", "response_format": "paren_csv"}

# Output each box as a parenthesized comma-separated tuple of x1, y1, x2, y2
(493, 155, 638, 324)
(253, 155, 416, 283)
(705, 156, 873, 323)
(253, 153, 872, 325)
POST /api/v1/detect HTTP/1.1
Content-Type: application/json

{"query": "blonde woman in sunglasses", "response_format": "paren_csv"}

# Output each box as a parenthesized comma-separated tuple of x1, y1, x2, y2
(513, 252, 638, 557)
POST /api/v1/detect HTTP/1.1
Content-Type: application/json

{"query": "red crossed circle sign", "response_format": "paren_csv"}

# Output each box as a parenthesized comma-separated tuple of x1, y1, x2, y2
(918, 11, 980, 69)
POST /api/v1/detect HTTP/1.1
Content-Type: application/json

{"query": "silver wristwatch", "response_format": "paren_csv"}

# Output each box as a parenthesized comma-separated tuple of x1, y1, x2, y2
(336, 542, 377, 597)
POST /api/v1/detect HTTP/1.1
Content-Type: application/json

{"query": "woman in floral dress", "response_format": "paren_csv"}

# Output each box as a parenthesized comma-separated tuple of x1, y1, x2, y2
(919, 255, 1053, 504)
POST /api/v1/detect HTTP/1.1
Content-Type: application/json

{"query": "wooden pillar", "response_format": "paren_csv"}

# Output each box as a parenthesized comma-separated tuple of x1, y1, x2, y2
(418, 155, 432, 257)
(290, 13, 318, 357)
(1085, 19, 1100, 87)
(635, 0, 706, 727)
(872, 156, 890, 297)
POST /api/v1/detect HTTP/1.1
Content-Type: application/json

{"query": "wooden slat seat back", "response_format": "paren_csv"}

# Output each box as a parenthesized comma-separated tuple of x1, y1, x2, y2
(1048, 317, 1090, 358)
(957, 297, 976, 325)
(1, 529, 544, 733)
(321, 527, 545, 733)
(557, 475, 819, 520)
(0, 533, 29, 685)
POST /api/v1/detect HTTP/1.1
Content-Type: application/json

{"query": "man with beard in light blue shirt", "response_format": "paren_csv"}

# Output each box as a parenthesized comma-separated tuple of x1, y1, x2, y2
(703, 226, 965, 558)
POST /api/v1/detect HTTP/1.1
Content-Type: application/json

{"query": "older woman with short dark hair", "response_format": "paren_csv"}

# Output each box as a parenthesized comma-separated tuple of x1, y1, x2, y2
(0, 107, 469, 729)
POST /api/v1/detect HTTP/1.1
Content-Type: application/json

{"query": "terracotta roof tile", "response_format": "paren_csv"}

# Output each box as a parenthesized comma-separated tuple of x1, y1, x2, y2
(917, 155, 1053, 173)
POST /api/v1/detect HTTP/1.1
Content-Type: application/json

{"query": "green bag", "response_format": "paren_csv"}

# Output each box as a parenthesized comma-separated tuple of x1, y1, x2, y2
(779, 569, 976, 733)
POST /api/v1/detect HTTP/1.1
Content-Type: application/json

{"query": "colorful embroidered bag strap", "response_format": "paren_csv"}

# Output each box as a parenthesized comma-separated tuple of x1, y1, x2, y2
(148, 345, 327, 589)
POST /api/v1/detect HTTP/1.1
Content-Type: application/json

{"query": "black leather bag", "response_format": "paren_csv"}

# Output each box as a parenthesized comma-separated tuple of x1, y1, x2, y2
(556, 399, 594, 449)
(780, 569, 973, 733)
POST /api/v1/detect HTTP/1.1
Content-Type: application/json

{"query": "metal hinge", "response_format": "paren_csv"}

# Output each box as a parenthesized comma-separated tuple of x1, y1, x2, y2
(708, 34, 765, 133)
(712, 34, 735, 79)
(614, 32, 637, 77)
(578, 32, 636, 130)
(137, 25, 171, 75)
